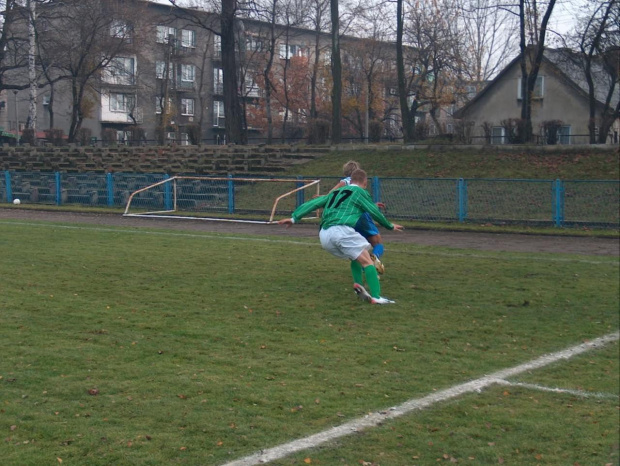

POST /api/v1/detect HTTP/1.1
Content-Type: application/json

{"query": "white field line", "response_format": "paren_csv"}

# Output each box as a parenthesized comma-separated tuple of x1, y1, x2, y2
(222, 332, 619, 466)
(1, 221, 618, 266)
(494, 379, 619, 400)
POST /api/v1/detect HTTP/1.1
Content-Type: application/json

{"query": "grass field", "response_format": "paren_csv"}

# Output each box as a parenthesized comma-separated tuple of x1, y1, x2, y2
(0, 218, 618, 465)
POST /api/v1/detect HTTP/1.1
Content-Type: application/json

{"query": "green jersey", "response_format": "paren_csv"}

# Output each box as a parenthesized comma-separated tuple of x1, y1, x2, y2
(291, 184, 394, 231)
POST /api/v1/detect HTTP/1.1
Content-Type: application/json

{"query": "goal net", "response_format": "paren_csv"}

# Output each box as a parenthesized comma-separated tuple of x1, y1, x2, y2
(123, 175, 321, 224)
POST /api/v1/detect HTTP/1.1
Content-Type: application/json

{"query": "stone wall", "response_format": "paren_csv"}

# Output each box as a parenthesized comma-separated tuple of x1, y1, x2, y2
(0, 144, 328, 174)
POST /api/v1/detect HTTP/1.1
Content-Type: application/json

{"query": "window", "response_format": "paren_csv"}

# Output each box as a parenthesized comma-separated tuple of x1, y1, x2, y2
(103, 57, 135, 85)
(213, 68, 224, 94)
(245, 77, 260, 97)
(180, 133, 190, 146)
(558, 125, 571, 145)
(155, 96, 173, 114)
(491, 126, 505, 144)
(111, 20, 131, 40)
(465, 85, 476, 99)
(181, 98, 194, 116)
(517, 76, 544, 99)
(181, 64, 196, 82)
(180, 29, 196, 48)
(110, 93, 135, 113)
(213, 35, 221, 57)
(213, 100, 225, 127)
(246, 36, 264, 52)
(155, 61, 174, 80)
(279, 44, 305, 59)
(157, 25, 176, 44)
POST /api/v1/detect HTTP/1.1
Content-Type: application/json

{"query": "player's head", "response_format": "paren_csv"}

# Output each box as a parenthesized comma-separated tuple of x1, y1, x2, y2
(350, 168, 368, 188)
(342, 160, 361, 177)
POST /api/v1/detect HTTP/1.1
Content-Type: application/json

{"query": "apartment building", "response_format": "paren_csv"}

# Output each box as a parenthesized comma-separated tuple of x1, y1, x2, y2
(1, 0, 413, 145)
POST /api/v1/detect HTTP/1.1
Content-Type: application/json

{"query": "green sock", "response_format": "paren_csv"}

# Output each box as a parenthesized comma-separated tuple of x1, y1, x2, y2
(364, 265, 381, 298)
(351, 261, 364, 285)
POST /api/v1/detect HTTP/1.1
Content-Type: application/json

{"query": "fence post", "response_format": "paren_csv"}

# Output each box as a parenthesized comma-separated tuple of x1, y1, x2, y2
(5, 171, 12, 202)
(106, 173, 114, 207)
(55, 172, 62, 205)
(372, 176, 380, 204)
(163, 174, 172, 210)
(457, 178, 467, 223)
(296, 176, 304, 207)
(228, 174, 235, 214)
(553, 179, 564, 227)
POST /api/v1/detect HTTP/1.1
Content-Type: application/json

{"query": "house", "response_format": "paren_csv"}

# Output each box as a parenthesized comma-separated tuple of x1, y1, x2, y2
(454, 48, 620, 145)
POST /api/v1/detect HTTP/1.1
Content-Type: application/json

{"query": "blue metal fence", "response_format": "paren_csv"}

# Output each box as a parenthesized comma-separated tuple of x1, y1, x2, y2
(1, 170, 618, 228)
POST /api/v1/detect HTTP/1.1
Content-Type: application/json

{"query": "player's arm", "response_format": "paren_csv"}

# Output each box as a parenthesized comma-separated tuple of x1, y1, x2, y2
(278, 194, 328, 227)
(357, 192, 397, 230)
(330, 180, 347, 192)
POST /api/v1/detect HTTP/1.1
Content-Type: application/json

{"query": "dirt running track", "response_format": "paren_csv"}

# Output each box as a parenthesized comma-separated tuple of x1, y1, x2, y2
(0, 208, 618, 257)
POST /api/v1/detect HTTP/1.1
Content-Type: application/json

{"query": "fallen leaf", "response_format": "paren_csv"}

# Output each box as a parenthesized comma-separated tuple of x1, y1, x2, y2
(57, 459, 62, 464)
(10, 425, 17, 431)
(304, 459, 312, 464)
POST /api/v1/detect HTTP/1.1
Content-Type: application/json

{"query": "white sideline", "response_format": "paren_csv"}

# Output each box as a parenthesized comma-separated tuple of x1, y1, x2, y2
(494, 380, 619, 400)
(222, 332, 619, 466)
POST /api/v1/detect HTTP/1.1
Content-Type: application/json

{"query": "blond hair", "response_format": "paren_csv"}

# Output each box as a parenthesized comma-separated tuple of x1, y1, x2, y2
(342, 160, 361, 177)
(350, 168, 367, 185)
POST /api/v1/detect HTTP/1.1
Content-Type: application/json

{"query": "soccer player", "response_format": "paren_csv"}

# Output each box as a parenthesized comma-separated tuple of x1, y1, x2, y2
(279, 169, 404, 304)
(331, 160, 386, 274)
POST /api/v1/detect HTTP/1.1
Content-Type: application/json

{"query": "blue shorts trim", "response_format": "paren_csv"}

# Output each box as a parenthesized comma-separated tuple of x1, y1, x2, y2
(355, 213, 379, 238)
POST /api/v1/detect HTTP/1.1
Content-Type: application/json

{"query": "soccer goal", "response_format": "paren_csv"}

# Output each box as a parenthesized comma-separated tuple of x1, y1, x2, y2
(123, 175, 321, 224)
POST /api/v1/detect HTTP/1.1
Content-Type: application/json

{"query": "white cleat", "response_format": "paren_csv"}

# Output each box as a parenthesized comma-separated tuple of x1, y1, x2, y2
(353, 283, 372, 302)
(370, 296, 395, 305)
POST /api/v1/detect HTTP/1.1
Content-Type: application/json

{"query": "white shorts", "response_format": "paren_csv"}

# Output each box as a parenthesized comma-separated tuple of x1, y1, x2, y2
(319, 225, 371, 261)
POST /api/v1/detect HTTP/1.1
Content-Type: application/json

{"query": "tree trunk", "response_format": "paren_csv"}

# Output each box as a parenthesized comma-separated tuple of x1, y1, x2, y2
(396, 0, 414, 143)
(221, 0, 246, 144)
(330, 0, 341, 144)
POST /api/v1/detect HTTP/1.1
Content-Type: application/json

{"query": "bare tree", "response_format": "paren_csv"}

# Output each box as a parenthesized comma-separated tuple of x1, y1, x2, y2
(573, 0, 619, 143)
(36, 0, 141, 142)
(454, 0, 518, 82)
(330, 0, 342, 143)
(169, 0, 246, 144)
(517, 0, 557, 143)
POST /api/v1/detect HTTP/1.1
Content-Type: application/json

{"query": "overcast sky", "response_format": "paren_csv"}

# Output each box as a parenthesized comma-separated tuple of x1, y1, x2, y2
(152, 0, 585, 36)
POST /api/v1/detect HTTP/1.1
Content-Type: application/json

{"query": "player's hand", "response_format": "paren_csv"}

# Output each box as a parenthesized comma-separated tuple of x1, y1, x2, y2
(392, 223, 404, 231)
(278, 218, 294, 228)
(376, 202, 386, 210)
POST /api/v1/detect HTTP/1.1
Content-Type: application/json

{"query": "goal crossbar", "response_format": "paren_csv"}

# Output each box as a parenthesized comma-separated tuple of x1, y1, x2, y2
(123, 175, 321, 224)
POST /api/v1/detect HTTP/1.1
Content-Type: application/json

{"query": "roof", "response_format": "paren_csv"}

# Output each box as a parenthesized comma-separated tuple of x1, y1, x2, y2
(454, 47, 619, 119)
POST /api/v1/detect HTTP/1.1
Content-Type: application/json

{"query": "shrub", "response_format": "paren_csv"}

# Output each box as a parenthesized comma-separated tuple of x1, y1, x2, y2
(541, 120, 564, 145)
(369, 120, 383, 143)
(101, 128, 117, 145)
(77, 127, 92, 146)
(500, 118, 527, 144)
(306, 118, 330, 144)
(44, 128, 65, 146)
(20, 128, 36, 145)
(186, 124, 202, 145)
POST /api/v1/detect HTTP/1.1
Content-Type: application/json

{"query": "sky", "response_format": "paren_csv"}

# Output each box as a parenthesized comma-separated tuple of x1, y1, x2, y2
(152, 0, 587, 37)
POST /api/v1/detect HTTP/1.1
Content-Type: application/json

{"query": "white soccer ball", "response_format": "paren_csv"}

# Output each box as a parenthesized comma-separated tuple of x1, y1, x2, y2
(13, 198, 21, 205)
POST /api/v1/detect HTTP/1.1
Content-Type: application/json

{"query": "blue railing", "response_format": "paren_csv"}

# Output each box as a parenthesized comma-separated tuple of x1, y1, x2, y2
(1, 171, 618, 228)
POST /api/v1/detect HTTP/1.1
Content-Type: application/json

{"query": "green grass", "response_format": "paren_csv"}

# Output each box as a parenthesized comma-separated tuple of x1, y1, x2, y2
(295, 148, 620, 180)
(0, 219, 618, 465)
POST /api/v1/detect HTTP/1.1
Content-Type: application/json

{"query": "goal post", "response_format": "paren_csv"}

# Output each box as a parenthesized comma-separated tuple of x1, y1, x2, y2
(123, 175, 321, 224)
